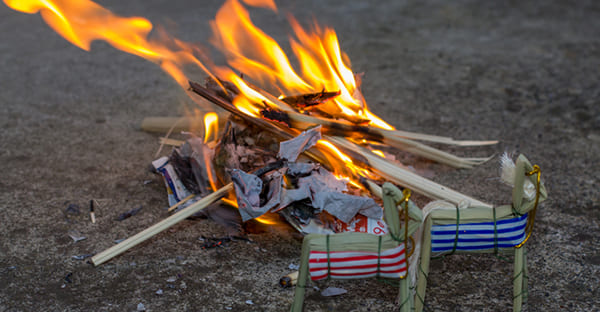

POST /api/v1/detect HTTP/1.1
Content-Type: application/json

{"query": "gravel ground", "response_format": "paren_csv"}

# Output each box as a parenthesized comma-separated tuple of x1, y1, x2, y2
(1, 0, 598, 311)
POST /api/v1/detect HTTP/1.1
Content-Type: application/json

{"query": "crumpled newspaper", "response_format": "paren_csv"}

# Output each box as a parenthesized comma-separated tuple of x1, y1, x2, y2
(230, 169, 268, 222)
(312, 192, 382, 224)
(230, 169, 285, 222)
(231, 124, 384, 228)
(278, 125, 322, 161)
(297, 167, 347, 194)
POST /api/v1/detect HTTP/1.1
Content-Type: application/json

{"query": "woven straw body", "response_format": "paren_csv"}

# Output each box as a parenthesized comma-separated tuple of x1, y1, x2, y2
(291, 183, 422, 312)
(415, 154, 548, 312)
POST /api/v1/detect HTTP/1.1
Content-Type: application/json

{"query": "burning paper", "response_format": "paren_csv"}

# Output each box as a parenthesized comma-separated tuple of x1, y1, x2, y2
(152, 156, 192, 206)
(227, 124, 387, 232)
(278, 126, 322, 161)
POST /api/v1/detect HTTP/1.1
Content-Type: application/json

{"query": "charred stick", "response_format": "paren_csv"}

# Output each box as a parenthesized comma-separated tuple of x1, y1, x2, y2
(89, 200, 96, 224)
(279, 90, 341, 108)
(189, 80, 488, 204)
(280, 271, 299, 288)
(189, 80, 295, 141)
(245, 84, 496, 147)
(189, 80, 340, 174)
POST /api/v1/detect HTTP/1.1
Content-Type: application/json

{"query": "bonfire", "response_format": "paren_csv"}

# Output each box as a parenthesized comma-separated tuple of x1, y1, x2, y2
(4, 0, 547, 311)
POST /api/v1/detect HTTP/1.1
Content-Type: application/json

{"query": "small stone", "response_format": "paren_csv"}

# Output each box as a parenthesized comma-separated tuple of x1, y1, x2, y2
(137, 303, 145, 311)
(68, 231, 87, 243)
(288, 263, 300, 270)
(166, 276, 177, 282)
(321, 287, 347, 297)
(245, 300, 253, 305)
(156, 289, 163, 295)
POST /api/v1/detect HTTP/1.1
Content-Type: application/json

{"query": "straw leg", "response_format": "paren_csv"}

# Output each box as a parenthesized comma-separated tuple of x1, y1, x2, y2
(415, 218, 432, 312)
(291, 236, 313, 312)
(522, 246, 529, 304)
(399, 277, 411, 312)
(513, 246, 525, 312)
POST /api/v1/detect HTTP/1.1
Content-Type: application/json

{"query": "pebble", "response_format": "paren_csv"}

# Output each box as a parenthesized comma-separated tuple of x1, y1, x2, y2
(245, 300, 253, 305)
(68, 231, 87, 243)
(137, 303, 145, 311)
(156, 289, 163, 295)
(321, 287, 347, 297)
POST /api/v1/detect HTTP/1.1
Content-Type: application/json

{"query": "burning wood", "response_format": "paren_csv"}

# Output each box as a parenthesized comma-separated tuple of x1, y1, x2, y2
(279, 90, 341, 108)
(188, 80, 492, 207)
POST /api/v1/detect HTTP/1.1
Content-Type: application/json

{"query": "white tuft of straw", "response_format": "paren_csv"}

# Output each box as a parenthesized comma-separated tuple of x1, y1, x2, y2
(499, 152, 535, 200)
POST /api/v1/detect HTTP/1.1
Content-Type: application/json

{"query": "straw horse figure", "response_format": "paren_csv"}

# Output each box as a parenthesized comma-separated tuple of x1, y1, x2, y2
(414, 154, 547, 312)
(291, 183, 422, 312)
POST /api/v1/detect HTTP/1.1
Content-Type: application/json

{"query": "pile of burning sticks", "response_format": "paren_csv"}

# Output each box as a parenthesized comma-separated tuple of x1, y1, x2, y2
(91, 77, 496, 265)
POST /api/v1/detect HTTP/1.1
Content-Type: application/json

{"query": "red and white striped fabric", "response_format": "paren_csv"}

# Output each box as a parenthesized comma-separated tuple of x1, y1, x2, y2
(308, 244, 407, 280)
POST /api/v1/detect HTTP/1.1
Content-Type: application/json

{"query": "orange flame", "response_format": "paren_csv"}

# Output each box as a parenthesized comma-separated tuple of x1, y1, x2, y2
(2, 0, 216, 89)
(4, 0, 393, 129)
(222, 194, 278, 225)
(316, 140, 375, 185)
(4, 0, 391, 221)
(210, 0, 393, 129)
(371, 149, 386, 158)
(203, 112, 219, 143)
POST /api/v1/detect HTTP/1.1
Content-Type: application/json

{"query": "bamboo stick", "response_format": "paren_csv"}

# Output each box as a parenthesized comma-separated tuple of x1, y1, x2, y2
(242, 83, 495, 167)
(141, 117, 193, 134)
(245, 83, 497, 147)
(167, 194, 195, 212)
(91, 183, 233, 266)
(262, 108, 493, 168)
(159, 137, 185, 147)
(274, 108, 497, 147)
(141, 115, 229, 134)
(327, 136, 492, 208)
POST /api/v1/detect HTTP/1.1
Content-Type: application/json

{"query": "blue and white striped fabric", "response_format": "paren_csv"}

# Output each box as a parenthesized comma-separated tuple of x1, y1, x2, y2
(431, 213, 528, 253)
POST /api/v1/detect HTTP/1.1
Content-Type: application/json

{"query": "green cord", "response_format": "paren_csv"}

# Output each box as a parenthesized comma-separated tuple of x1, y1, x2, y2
(398, 295, 410, 310)
(449, 205, 460, 255)
(493, 207, 498, 256)
(376, 236, 382, 278)
(326, 235, 331, 281)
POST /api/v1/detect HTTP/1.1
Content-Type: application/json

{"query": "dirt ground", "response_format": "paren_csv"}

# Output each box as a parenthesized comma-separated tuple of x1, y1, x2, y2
(1, 0, 598, 311)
